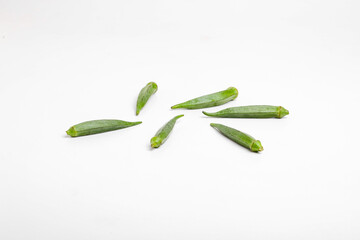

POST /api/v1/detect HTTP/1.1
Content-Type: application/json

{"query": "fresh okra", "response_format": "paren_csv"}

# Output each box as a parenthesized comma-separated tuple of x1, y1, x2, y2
(151, 114, 184, 148)
(136, 82, 158, 115)
(210, 123, 263, 152)
(203, 105, 289, 118)
(171, 87, 238, 109)
(66, 119, 142, 137)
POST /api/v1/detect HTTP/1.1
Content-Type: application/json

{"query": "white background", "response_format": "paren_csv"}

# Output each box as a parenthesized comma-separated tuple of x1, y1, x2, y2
(1, 0, 360, 239)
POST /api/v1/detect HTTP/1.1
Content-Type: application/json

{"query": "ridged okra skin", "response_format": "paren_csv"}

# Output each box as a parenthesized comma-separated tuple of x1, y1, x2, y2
(66, 119, 142, 137)
(136, 82, 158, 115)
(210, 123, 263, 152)
(171, 87, 238, 109)
(151, 115, 184, 148)
(203, 105, 289, 118)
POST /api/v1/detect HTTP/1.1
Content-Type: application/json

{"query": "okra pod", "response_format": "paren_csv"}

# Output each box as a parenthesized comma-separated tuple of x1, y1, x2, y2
(203, 105, 289, 118)
(210, 123, 263, 152)
(151, 114, 184, 148)
(171, 87, 238, 109)
(66, 119, 142, 137)
(136, 82, 158, 115)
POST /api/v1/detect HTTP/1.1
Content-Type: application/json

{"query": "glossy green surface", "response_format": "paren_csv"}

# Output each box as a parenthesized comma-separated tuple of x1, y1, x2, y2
(210, 123, 263, 152)
(136, 82, 158, 115)
(203, 105, 289, 118)
(171, 87, 238, 109)
(151, 115, 184, 148)
(66, 119, 142, 137)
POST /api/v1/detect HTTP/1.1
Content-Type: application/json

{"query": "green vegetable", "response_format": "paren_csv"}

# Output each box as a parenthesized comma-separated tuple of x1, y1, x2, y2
(171, 87, 238, 109)
(210, 123, 263, 152)
(136, 82, 158, 115)
(151, 114, 184, 148)
(66, 119, 142, 137)
(203, 105, 289, 118)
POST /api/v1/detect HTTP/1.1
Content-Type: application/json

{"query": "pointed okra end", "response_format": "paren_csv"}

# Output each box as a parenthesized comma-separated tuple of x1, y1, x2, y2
(174, 114, 184, 120)
(250, 140, 263, 152)
(150, 136, 162, 148)
(130, 121, 143, 128)
(278, 106, 289, 118)
(66, 127, 77, 137)
(210, 123, 222, 132)
(202, 111, 214, 117)
(171, 104, 181, 109)
(136, 109, 140, 116)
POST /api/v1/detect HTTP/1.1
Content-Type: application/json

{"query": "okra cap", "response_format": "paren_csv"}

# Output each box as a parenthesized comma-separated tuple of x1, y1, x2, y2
(66, 127, 77, 137)
(278, 106, 289, 118)
(250, 140, 264, 152)
(150, 137, 162, 148)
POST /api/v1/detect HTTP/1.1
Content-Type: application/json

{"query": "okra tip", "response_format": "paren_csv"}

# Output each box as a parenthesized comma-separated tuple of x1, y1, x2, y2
(250, 140, 264, 152)
(278, 106, 289, 118)
(148, 81, 158, 89)
(202, 111, 213, 117)
(175, 114, 184, 119)
(66, 127, 77, 137)
(171, 104, 181, 109)
(150, 136, 161, 148)
(227, 87, 238, 98)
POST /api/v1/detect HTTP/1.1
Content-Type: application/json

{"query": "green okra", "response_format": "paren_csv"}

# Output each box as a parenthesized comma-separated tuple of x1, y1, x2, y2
(151, 114, 184, 148)
(171, 87, 238, 109)
(203, 105, 289, 118)
(210, 123, 263, 152)
(136, 82, 158, 115)
(66, 119, 142, 137)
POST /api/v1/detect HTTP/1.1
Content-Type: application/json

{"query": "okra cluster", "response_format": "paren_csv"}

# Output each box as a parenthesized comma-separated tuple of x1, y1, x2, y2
(66, 82, 289, 152)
